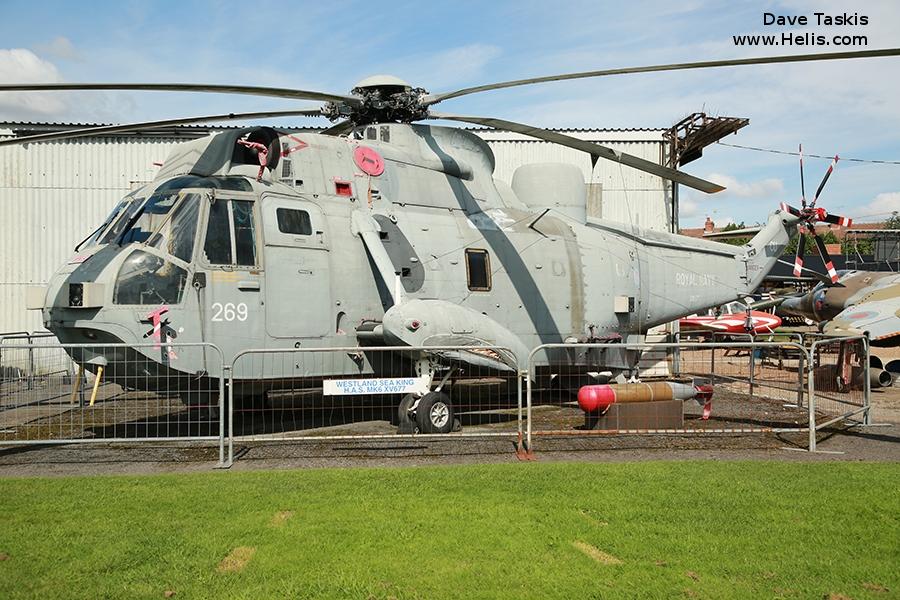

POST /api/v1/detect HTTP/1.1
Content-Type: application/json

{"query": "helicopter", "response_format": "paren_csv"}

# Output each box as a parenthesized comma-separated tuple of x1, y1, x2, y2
(2, 48, 895, 434)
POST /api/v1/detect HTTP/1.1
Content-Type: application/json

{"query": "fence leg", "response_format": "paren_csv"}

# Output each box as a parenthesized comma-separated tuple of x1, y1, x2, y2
(748, 349, 755, 397)
(796, 352, 805, 409)
(227, 368, 234, 468)
(526, 371, 533, 454)
(27, 344, 34, 391)
(808, 348, 816, 452)
(863, 339, 872, 426)
(516, 370, 524, 453)
(217, 366, 228, 468)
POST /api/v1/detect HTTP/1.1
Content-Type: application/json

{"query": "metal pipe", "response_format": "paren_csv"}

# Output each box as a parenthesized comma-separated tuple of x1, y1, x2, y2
(516, 370, 523, 452)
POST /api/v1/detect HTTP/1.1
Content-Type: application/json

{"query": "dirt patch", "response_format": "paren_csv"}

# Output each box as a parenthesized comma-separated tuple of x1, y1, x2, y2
(217, 546, 256, 573)
(0, 552, 9, 561)
(573, 541, 622, 565)
(862, 583, 888, 593)
(271, 510, 294, 527)
(825, 594, 852, 600)
(685, 571, 700, 581)
(163, 591, 176, 598)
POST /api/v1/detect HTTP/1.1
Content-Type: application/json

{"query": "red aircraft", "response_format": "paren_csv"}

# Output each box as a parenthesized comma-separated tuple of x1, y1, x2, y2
(679, 302, 782, 336)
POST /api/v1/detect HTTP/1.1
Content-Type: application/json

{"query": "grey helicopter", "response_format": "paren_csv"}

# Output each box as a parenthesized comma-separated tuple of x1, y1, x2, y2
(2, 48, 896, 433)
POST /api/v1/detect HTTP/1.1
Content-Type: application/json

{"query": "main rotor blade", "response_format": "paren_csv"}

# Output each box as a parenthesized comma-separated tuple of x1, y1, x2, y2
(423, 48, 900, 105)
(0, 82, 361, 105)
(428, 112, 725, 194)
(0, 109, 325, 147)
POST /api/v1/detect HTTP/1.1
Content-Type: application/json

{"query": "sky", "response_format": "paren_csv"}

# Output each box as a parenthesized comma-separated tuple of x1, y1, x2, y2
(0, 0, 898, 228)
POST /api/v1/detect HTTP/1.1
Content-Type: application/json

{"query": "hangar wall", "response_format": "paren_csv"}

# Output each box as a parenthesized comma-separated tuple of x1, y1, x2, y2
(0, 124, 671, 333)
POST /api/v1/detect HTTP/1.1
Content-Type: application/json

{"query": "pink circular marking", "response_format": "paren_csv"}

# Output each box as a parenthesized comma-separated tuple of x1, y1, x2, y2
(353, 146, 385, 176)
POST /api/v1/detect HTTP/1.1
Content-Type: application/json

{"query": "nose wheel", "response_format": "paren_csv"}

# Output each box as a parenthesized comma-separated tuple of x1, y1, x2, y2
(397, 391, 456, 434)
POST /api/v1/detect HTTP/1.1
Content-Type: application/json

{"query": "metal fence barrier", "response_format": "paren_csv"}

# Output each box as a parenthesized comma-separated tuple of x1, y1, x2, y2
(807, 335, 871, 451)
(0, 332, 61, 390)
(0, 342, 225, 464)
(525, 341, 811, 451)
(0, 335, 883, 461)
(227, 345, 523, 466)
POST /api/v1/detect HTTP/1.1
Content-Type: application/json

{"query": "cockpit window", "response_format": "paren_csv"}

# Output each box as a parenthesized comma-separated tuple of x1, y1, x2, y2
(119, 191, 182, 245)
(203, 200, 233, 264)
(78, 199, 129, 250)
(147, 193, 201, 262)
(98, 196, 145, 245)
(113, 250, 188, 305)
(232, 201, 256, 266)
(202, 199, 258, 267)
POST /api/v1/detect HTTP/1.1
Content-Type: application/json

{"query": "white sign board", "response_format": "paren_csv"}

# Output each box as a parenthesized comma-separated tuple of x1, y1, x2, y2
(322, 375, 431, 396)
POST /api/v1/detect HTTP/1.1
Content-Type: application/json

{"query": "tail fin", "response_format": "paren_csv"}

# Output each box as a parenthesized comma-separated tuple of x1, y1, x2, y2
(742, 208, 803, 291)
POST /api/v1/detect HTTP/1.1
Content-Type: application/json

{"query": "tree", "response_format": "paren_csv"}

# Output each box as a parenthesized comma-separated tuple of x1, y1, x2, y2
(718, 221, 751, 247)
(784, 229, 839, 255)
(842, 212, 899, 256)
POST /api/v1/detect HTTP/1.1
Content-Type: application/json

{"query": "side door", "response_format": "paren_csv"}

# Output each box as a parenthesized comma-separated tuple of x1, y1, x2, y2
(196, 191, 264, 357)
(260, 195, 332, 339)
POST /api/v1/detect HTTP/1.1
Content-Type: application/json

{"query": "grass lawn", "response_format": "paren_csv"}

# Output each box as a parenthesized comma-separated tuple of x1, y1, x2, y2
(0, 461, 898, 599)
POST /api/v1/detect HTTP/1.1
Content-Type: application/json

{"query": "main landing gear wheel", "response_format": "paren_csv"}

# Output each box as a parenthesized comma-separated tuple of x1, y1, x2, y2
(415, 392, 455, 434)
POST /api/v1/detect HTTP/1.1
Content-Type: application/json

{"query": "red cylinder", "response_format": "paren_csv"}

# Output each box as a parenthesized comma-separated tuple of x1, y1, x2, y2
(577, 385, 617, 412)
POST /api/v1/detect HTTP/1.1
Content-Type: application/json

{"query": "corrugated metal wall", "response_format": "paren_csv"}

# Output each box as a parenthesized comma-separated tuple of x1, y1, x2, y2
(0, 134, 179, 333)
(0, 127, 670, 333)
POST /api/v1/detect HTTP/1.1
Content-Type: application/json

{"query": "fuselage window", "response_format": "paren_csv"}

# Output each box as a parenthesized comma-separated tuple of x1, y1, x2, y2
(465, 248, 491, 291)
(202, 199, 258, 267)
(276, 208, 312, 235)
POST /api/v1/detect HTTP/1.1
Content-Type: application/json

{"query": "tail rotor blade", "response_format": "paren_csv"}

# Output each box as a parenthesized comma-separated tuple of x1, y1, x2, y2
(799, 144, 807, 208)
(812, 232, 840, 283)
(779, 202, 802, 217)
(793, 229, 807, 277)
(810, 155, 839, 207)
(819, 212, 853, 227)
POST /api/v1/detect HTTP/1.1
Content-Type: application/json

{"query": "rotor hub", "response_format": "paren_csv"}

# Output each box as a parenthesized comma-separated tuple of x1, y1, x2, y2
(322, 74, 429, 126)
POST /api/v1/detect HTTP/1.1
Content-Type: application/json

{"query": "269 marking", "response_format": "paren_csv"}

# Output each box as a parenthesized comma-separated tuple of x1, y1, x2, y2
(211, 302, 248, 322)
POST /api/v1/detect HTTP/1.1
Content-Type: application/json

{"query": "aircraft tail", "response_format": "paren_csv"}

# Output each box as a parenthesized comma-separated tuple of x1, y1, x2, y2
(741, 208, 803, 291)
